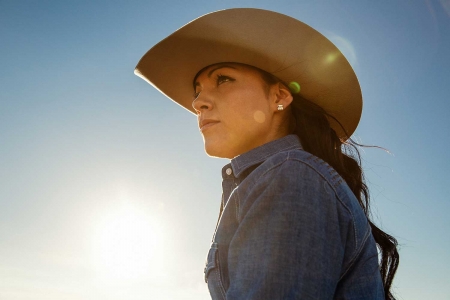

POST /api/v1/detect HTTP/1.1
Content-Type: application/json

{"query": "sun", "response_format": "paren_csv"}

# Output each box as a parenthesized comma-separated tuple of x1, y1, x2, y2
(91, 203, 165, 282)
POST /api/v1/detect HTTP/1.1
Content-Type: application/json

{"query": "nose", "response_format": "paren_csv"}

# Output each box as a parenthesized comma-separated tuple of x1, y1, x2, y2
(192, 92, 213, 114)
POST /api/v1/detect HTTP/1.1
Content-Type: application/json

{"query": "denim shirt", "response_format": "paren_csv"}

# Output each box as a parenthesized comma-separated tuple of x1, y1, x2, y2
(204, 135, 384, 300)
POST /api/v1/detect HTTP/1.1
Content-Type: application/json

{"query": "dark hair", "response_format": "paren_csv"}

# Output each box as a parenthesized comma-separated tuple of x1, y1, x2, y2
(259, 70, 400, 299)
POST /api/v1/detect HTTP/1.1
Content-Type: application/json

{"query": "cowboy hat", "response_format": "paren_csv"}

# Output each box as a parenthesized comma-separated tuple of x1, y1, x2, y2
(135, 8, 362, 139)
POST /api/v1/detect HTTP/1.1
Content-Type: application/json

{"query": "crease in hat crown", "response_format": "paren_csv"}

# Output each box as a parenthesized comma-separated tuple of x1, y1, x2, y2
(135, 8, 362, 140)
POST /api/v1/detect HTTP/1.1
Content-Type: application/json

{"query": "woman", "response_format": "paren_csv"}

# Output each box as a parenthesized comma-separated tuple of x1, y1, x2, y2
(135, 8, 399, 300)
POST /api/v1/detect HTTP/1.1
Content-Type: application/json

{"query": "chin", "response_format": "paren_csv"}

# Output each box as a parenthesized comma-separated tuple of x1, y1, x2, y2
(204, 140, 234, 159)
(204, 146, 232, 159)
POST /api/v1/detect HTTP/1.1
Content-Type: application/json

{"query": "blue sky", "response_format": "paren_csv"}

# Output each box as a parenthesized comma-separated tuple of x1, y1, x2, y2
(1, 1, 449, 299)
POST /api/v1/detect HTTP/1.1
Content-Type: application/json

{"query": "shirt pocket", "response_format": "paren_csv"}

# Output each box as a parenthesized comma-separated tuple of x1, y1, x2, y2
(204, 242, 226, 300)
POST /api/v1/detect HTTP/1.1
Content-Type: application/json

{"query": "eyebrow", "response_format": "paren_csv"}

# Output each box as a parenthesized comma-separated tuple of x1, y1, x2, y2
(193, 64, 237, 87)
(207, 65, 237, 77)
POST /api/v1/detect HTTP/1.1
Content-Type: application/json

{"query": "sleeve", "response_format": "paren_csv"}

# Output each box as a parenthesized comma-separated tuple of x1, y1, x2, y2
(226, 160, 349, 300)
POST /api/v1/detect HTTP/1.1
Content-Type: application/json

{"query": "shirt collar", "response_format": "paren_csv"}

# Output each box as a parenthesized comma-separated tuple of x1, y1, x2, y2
(224, 134, 302, 178)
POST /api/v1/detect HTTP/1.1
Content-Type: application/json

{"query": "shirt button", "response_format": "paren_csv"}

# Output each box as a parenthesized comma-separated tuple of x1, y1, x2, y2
(226, 168, 233, 175)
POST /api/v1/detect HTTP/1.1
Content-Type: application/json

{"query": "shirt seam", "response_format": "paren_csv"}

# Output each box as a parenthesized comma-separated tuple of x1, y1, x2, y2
(241, 150, 359, 258)
(338, 225, 372, 281)
(235, 190, 240, 222)
(233, 143, 301, 177)
(286, 154, 358, 253)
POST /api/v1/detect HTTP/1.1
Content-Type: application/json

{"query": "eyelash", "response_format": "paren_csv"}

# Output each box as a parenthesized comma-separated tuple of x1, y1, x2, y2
(193, 74, 234, 99)
(216, 74, 233, 85)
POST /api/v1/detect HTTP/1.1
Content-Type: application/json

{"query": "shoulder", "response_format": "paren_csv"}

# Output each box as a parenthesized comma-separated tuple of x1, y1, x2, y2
(235, 149, 339, 208)
(247, 148, 344, 190)
(236, 149, 365, 227)
(234, 148, 373, 269)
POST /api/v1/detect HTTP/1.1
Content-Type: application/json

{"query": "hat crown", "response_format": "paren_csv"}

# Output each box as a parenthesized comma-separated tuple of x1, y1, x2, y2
(135, 8, 362, 139)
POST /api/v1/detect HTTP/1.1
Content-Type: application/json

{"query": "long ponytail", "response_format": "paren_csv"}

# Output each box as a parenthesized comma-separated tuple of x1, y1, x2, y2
(257, 66, 399, 299)
(290, 95, 399, 300)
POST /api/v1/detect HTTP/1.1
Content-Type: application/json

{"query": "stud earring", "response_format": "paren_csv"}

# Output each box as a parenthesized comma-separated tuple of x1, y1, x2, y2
(277, 104, 284, 111)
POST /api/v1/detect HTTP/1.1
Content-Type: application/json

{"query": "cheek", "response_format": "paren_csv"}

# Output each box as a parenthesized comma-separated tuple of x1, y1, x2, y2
(224, 90, 269, 125)
(238, 104, 270, 132)
(223, 108, 258, 134)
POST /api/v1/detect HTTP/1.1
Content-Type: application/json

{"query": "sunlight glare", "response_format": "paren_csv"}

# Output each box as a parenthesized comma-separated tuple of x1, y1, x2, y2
(92, 204, 165, 282)
(323, 32, 357, 67)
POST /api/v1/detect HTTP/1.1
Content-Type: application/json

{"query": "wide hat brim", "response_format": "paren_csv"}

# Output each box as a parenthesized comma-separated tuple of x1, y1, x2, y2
(135, 8, 362, 139)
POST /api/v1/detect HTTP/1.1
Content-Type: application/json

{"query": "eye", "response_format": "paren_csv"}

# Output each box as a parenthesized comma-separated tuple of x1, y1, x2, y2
(216, 74, 234, 86)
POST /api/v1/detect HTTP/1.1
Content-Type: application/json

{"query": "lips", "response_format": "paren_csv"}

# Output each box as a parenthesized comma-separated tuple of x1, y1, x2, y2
(200, 119, 220, 131)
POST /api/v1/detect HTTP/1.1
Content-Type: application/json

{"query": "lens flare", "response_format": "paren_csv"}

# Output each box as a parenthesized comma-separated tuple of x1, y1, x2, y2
(288, 82, 301, 94)
(323, 33, 357, 67)
(440, 0, 450, 17)
(253, 110, 266, 123)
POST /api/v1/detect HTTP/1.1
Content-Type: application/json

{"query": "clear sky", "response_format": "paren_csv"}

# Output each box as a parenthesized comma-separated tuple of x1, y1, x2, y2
(1, 1, 449, 299)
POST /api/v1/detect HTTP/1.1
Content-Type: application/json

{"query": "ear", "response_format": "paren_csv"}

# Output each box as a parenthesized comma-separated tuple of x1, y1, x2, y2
(270, 83, 293, 112)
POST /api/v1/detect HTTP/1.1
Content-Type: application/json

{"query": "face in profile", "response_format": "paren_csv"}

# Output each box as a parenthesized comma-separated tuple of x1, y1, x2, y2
(192, 63, 281, 159)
